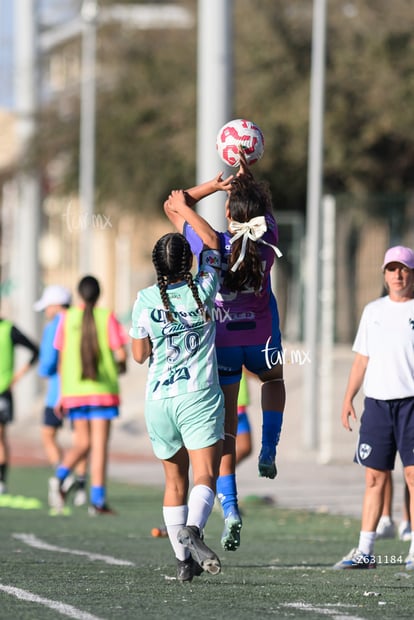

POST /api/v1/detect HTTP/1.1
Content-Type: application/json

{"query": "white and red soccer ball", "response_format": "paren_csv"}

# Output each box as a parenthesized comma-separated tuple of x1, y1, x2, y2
(216, 118, 265, 167)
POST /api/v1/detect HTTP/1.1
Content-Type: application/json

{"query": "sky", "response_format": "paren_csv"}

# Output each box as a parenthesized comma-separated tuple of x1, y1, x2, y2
(0, 0, 79, 109)
(0, 0, 13, 108)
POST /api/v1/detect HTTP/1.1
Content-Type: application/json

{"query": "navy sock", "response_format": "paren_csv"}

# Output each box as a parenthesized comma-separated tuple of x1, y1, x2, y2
(75, 475, 87, 489)
(261, 410, 283, 456)
(0, 463, 7, 483)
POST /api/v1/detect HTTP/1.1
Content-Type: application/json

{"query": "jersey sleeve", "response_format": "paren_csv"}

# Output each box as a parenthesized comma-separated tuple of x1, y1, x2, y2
(194, 263, 220, 304)
(183, 221, 204, 259)
(265, 211, 279, 245)
(352, 307, 369, 356)
(52, 314, 65, 351)
(108, 313, 129, 350)
(129, 291, 150, 339)
(38, 316, 59, 377)
(11, 325, 39, 365)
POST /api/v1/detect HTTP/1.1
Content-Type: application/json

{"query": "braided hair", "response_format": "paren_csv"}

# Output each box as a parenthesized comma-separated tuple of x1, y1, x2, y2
(152, 233, 208, 322)
(78, 275, 100, 380)
(224, 174, 273, 293)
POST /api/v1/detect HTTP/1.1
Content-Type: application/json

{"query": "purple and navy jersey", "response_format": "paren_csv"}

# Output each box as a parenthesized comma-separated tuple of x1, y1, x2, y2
(184, 212, 279, 346)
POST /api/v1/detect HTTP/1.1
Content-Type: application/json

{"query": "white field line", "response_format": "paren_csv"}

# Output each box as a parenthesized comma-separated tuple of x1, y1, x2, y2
(282, 602, 366, 620)
(0, 584, 105, 620)
(13, 533, 135, 567)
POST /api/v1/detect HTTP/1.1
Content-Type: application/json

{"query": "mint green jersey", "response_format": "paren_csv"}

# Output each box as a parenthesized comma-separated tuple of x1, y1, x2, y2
(130, 264, 220, 401)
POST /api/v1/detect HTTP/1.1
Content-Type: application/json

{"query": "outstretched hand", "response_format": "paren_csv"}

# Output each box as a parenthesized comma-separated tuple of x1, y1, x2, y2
(237, 147, 254, 179)
(164, 189, 187, 213)
(211, 172, 234, 193)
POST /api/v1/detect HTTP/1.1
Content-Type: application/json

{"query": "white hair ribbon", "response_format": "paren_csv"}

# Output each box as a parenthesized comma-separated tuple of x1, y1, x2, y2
(229, 216, 282, 272)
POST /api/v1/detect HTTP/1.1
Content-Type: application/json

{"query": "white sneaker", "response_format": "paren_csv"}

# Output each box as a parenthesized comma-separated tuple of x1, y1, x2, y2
(399, 521, 412, 542)
(0, 481, 7, 494)
(333, 547, 376, 569)
(48, 477, 65, 511)
(376, 517, 396, 539)
(60, 474, 76, 494)
(405, 552, 414, 570)
(73, 488, 88, 507)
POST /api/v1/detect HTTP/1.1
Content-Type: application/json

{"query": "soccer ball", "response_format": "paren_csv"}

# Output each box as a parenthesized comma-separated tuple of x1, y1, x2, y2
(216, 118, 265, 167)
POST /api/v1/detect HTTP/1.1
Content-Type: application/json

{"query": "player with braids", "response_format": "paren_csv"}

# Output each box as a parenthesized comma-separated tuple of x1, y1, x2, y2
(164, 150, 285, 553)
(48, 275, 128, 515)
(130, 232, 225, 582)
(153, 234, 207, 322)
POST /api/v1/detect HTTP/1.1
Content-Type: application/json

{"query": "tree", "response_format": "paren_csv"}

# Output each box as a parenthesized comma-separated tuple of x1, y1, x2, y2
(34, 0, 414, 215)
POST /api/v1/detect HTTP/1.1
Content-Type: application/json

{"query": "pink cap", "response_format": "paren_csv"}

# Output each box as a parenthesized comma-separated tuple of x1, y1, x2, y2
(382, 245, 414, 270)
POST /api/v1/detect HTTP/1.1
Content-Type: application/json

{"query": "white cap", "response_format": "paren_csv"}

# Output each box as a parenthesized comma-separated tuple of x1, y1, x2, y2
(33, 285, 72, 312)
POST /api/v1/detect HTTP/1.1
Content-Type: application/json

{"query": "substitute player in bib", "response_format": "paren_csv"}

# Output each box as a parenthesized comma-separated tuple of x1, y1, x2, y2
(130, 233, 224, 582)
(34, 285, 88, 507)
(48, 276, 128, 515)
(334, 246, 414, 570)
(164, 151, 285, 553)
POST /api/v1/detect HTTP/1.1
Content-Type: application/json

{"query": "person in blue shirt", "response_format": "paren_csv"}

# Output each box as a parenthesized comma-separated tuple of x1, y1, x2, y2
(34, 285, 88, 507)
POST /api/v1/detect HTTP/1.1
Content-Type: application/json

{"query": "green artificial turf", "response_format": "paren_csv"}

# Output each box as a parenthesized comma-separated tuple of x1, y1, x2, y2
(0, 466, 413, 619)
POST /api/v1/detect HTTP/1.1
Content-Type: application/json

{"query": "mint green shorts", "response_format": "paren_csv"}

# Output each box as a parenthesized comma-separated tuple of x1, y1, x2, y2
(144, 386, 225, 460)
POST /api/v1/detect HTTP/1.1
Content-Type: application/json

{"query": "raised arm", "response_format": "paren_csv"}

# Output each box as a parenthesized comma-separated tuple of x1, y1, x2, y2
(163, 172, 232, 235)
(164, 189, 219, 250)
(183, 171, 234, 207)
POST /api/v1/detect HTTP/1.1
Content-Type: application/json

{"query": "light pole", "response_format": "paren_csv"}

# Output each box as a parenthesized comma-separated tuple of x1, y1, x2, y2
(78, 0, 98, 274)
(13, 0, 42, 411)
(303, 0, 327, 450)
(196, 0, 232, 229)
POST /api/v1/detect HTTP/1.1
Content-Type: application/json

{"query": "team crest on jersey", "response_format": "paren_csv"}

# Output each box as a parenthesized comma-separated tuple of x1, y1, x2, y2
(409, 318, 414, 330)
(359, 443, 372, 460)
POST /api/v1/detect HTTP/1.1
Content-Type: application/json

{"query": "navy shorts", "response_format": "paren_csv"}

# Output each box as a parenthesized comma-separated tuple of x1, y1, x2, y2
(44, 406, 63, 428)
(217, 340, 283, 385)
(354, 397, 414, 470)
(0, 392, 13, 424)
(217, 293, 282, 385)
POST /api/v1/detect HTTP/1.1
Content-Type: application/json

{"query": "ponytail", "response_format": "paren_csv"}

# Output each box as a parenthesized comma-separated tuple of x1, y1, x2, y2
(78, 276, 100, 380)
(224, 175, 271, 293)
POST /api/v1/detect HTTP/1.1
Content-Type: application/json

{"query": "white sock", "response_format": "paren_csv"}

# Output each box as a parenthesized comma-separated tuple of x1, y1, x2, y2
(187, 484, 215, 532)
(378, 515, 392, 526)
(163, 505, 188, 561)
(358, 531, 376, 556)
